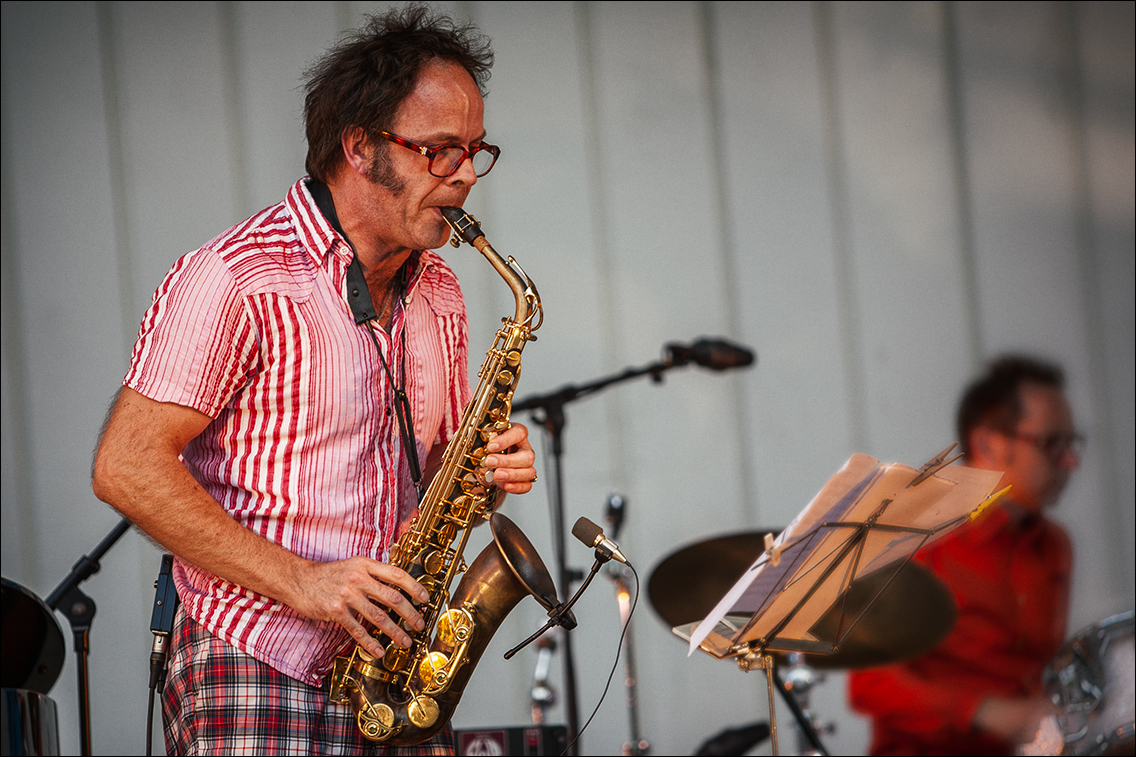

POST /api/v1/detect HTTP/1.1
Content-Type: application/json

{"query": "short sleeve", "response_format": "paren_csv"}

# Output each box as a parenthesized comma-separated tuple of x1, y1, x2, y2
(124, 247, 260, 417)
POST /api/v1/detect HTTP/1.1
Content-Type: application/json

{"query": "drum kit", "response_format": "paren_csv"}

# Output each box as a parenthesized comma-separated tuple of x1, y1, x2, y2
(646, 532, 1135, 757)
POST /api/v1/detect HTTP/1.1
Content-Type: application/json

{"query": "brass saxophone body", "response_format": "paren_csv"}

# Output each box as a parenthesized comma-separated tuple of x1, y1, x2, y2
(329, 207, 556, 745)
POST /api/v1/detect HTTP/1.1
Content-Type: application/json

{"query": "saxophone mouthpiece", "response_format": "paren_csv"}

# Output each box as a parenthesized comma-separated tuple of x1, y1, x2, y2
(440, 207, 483, 246)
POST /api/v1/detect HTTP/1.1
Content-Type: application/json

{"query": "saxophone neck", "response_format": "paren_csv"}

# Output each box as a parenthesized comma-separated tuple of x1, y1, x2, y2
(440, 207, 542, 332)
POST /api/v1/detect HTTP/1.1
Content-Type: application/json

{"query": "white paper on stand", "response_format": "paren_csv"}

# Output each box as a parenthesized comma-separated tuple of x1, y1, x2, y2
(687, 453, 1002, 658)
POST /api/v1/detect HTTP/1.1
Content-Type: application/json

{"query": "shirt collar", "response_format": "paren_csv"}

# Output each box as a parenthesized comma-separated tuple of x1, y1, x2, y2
(287, 177, 354, 270)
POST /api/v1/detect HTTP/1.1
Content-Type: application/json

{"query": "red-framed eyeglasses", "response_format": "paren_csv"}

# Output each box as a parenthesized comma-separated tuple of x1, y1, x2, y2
(378, 131, 500, 178)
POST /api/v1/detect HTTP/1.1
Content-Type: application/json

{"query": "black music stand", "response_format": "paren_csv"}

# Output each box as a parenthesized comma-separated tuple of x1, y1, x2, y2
(677, 447, 1007, 755)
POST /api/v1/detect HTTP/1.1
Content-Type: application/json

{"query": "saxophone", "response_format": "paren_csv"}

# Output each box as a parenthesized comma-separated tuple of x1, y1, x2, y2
(329, 207, 558, 744)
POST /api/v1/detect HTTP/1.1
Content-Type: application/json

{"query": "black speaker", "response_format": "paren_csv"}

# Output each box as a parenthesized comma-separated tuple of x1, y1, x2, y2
(453, 725, 568, 756)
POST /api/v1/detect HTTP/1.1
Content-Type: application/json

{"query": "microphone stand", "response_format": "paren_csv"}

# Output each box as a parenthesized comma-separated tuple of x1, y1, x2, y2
(512, 352, 694, 756)
(45, 517, 133, 757)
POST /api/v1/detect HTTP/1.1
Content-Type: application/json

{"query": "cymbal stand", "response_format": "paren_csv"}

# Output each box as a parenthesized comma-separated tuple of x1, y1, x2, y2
(603, 494, 648, 756)
(779, 653, 829, 756)
(529, 634, 557, 725)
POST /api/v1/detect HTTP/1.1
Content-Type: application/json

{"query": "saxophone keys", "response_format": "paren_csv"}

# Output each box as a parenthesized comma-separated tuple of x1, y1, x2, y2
(437, 607, 475, 646)
(422, 550, 444, 575)
(496, 370, 514, 386)
(408, 696, 440, 729)
(329, 657, 351, 704)
(418, 651, 450, 686)
(505, 350, 521, 367)
(358, 702, 397, 740)
(382, 645, 411, 672)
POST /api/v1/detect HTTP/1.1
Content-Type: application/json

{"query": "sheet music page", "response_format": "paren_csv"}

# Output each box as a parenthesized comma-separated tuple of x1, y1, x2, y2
(687, 453, 880, 655)
(687, 454, 1003, 658)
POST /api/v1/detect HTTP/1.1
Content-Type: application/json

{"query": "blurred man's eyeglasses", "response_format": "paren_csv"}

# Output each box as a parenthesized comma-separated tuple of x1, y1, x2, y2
(378, 131, 500, 178)
(1006, 430, 1086, 461)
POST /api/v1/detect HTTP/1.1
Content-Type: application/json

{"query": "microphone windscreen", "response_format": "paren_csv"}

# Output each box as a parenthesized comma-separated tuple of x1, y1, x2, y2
(571, 517, 603, 547)
(691, 339, 755, 370)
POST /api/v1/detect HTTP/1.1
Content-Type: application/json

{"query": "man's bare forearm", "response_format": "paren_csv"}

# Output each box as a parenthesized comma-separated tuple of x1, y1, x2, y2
(92, 388, 310, 609)
(91, 387, 427, 656)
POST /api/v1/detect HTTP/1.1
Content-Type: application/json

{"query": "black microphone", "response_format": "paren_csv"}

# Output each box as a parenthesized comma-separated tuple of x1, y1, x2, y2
(664, 338, 755, 371)
(605, 493, 626, 541)
(572, 517, 628, 564)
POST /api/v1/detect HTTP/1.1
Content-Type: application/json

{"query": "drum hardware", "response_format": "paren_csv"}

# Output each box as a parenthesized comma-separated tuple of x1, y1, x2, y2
(529, 633, 558, 725)
(512, 337, 756, 754)
(602, 494, 649, 756)
(1020, 610, 1135, 756)
(777, 655, 836, 756)
(647, 532, 957, 669)
(693, 721, 770, 756)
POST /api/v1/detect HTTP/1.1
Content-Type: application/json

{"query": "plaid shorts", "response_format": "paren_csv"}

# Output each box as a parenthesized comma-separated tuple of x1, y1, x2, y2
(162, 609, 454, 756)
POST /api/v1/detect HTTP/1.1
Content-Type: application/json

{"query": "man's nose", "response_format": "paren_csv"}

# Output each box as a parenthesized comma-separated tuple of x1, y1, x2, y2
(448, 154, 478, 186)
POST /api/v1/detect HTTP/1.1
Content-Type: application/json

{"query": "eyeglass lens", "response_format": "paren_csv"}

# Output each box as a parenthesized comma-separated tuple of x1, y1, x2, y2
(1044, 433, 1085, 458)
(431, 146, 496, 178)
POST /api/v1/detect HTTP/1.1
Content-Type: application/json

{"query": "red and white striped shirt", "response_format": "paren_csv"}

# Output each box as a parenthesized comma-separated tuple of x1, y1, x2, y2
(125, 178, 471, 685)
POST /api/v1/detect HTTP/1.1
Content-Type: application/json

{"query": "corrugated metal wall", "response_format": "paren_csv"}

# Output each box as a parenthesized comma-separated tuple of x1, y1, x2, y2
(3, 2, 1132, 754)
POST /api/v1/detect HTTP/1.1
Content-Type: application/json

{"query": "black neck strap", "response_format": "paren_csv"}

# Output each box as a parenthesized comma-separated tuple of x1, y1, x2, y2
(308, 179, 375, 324)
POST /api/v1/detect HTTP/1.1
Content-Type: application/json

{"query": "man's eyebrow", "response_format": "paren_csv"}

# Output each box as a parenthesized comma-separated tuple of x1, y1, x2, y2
(419, 131, 488, 145)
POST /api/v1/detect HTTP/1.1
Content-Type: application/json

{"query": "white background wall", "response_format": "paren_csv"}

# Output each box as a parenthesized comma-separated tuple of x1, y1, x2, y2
(2, 2, 1132, 755)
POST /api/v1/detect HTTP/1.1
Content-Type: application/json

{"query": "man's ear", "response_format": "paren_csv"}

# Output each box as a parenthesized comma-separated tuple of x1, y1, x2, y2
(341, 127, 372, 176)
(968, 426, 1004, 467)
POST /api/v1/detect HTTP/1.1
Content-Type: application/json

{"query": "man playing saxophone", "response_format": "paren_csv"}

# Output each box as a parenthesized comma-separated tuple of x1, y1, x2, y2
(92, 6, 534, 754)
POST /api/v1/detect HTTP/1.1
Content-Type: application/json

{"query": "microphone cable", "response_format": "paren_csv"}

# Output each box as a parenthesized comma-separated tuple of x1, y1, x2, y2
(560, 561, 640, 757)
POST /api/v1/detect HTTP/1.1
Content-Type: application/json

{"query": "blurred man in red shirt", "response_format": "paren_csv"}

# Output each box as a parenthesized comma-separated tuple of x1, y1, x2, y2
(849, 356, 1080, 755)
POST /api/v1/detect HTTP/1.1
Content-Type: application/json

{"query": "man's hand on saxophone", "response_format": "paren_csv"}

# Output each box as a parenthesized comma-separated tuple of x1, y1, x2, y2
(291, 557, 431, 660)
(481, 421, 538, 495)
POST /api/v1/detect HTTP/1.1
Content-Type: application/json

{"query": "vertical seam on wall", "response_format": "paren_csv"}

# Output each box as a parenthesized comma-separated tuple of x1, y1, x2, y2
(0, 20, 39, 583)
(574, 1, 628, 494)
(699, 1, 757, 528)
(334, 1, 352, 36)
(218, 1, 251, 219)
(941, 1, 984, 373)
(96, 1, 137, 359)
(453, 0, 498, 317)
(1062, 1, 1124, 600)
(813, 1, 867, 453)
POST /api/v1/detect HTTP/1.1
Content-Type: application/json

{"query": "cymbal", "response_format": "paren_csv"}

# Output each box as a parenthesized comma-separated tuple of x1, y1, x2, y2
(648, 531, 957, 669)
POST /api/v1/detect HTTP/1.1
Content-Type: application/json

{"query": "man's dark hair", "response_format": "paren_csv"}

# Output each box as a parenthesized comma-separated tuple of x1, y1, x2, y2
(302, 4, 494, 183)
(956, 355, 1065, 457)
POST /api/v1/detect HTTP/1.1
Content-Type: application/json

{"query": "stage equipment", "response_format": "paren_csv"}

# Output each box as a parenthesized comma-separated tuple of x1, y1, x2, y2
(603, 494, 650, 756)
(513, 336, 755, 753)
(453, 725, 568, 755)
(675, 446, 1007, 755)
(329, 208, 567, 745)
(1, 578, 65, 756)
(1020, 610, 1134, 756)
(42, 517, 133, 756)
(649, 533, 956, 669)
